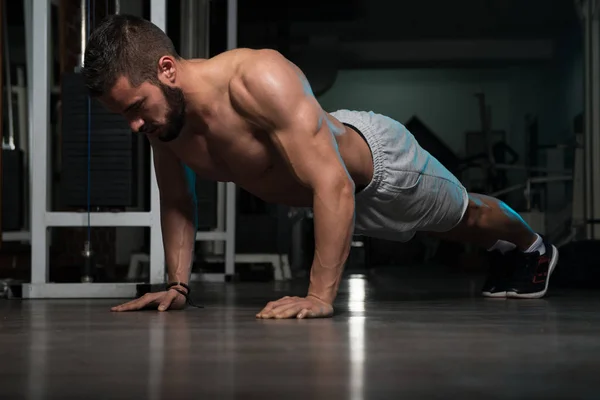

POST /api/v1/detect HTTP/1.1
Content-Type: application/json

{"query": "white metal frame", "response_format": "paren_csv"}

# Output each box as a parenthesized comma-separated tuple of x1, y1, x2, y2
(21, 0, 237, 298)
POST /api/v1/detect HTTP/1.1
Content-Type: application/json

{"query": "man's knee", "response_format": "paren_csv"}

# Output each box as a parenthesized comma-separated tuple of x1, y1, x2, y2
(462, 193, 499, 230)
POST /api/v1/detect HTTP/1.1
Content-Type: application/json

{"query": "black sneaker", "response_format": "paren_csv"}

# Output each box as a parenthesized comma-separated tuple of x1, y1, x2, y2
(506, 241, 559, 299)
(481, 250, 516, 298)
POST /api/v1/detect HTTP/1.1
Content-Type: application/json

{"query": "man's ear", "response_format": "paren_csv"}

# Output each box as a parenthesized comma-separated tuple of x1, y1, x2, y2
(157, 55, 177, 83)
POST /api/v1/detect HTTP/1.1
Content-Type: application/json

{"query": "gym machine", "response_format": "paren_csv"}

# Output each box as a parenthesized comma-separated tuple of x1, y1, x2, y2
(22, 0, 237, 299)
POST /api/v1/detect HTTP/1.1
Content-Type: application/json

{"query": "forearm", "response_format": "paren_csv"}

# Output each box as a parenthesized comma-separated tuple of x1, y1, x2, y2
(307, 182, 355, 304)
(161, 196, 196, 285)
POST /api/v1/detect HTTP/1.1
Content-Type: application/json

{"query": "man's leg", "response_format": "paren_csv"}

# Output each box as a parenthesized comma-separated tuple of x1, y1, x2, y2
(427, 193, 558, 299)
(429, 193, 537, 249)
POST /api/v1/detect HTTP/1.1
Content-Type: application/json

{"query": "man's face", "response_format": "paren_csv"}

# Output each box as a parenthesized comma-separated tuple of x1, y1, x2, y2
(102, 75, 186, 142)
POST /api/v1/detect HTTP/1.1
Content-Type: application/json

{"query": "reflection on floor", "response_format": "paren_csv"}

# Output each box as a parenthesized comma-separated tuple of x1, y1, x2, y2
(1, 265, 600, 399)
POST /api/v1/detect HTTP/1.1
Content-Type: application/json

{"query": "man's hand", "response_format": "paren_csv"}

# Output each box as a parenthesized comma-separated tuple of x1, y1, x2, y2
(111, 290, 186, 312)
(256, 295, 333, 319)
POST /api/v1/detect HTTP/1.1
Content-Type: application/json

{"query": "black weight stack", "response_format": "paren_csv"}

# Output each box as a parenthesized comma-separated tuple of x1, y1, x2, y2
(60, 72, 135, 208)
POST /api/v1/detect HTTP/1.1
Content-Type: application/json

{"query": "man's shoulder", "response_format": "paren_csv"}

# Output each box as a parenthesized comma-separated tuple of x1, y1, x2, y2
(221, 48, 310, 126)
(225, 49, 293, 98)
(211, 48, 286, 70)
(235, 49, 299, 90)
(203, 48, 287, 91)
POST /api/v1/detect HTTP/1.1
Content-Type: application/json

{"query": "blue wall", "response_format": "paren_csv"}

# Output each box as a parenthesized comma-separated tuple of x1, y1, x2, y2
(318, 68, 512, 158)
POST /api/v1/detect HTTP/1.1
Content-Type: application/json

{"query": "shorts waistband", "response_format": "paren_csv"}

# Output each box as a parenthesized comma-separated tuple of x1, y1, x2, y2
(333, 110, 385, 199)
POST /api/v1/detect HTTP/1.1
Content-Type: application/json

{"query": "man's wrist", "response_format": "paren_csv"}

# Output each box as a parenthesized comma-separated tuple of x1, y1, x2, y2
(166, 281, 190, 295)
(307, 287, 337, 305)
(308, 265, 340, 305)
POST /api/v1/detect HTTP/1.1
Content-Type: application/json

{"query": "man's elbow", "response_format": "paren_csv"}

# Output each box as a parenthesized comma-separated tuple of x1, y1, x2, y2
(315, 173, 356, 203)
(338, 178, 356, 199)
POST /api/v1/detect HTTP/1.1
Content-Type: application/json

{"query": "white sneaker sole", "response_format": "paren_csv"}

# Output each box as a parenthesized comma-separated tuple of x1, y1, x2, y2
(482, 290, 507, 298)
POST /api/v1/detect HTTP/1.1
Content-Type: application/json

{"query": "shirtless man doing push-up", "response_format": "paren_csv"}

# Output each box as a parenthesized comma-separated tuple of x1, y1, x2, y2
(82, 15, 558, 319)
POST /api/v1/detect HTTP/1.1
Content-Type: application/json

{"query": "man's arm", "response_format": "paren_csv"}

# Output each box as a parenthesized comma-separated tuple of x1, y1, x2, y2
(111, 142, 195, 312)
(151, 142, 196, 289)
(233, 50, 355, 308)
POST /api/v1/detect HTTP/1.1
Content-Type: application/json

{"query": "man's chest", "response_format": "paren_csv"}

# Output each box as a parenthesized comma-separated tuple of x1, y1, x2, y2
(169, 118, 278, 181)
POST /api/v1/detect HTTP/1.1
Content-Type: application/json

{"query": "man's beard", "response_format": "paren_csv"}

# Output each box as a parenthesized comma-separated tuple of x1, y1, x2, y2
(156, 82, 186, 143)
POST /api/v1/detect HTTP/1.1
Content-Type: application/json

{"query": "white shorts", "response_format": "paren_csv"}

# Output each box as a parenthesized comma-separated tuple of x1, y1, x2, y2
(330, 109, 469, 242)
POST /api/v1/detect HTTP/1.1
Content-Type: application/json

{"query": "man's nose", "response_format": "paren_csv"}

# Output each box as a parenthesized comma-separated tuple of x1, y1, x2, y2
(129, 118, 144, 133)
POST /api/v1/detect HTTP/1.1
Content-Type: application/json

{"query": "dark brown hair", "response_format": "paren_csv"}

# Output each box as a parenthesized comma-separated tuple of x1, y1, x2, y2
(82, 14, 180, 97)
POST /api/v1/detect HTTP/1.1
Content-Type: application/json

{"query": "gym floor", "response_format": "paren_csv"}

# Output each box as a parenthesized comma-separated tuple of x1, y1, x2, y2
(1, 265, 599, 399)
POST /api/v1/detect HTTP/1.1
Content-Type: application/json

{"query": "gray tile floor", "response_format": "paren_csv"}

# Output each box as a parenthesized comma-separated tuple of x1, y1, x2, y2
(1, 267, 599, 399)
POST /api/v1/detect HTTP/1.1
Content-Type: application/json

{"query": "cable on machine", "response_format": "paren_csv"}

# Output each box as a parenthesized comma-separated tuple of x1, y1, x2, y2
(2, 0, 14, 151)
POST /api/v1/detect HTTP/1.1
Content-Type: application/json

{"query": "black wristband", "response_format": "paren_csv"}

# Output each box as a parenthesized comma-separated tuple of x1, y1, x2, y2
(166, 281, 190, 293)
(166, 282, 203, 309)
